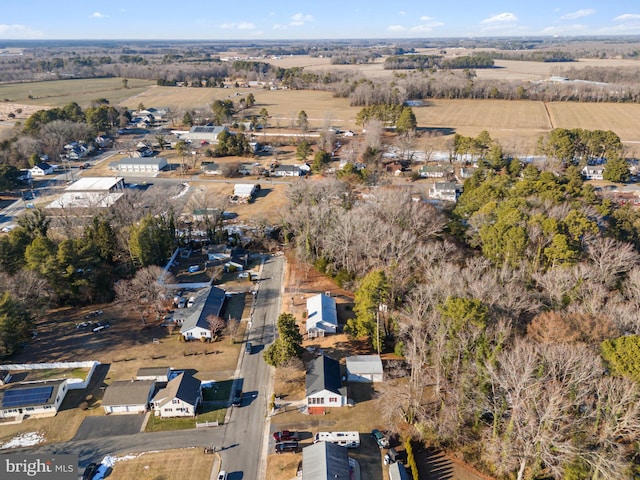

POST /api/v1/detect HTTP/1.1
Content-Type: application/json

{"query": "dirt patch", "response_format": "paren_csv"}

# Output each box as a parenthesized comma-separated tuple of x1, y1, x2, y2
(108, 448, 214, 480)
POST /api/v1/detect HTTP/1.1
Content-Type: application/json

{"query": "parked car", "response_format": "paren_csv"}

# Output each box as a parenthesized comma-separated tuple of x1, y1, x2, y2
(177, 298, 187, 309)
(82, 463, 98, 480)
(273, 430, 298, 442)
(216, 471, 227, 480)
(188, 265, 200, 273)
(245, 342, 252, 354)
(274, 441, 300, 454)
(232, 388, 242, 406)
(371, 429, 390, 448)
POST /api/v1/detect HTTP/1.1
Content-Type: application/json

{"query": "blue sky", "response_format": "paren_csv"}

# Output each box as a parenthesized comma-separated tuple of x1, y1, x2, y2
(2, 1, 640, 40)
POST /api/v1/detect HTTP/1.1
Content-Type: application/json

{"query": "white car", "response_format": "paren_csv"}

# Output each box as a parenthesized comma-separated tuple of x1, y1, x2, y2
(217, 471, 227, 480)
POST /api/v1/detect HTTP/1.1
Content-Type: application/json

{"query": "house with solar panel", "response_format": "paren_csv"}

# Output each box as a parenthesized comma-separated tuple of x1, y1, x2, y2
(0, 379, 69, 419)
(306, 293, 338, 337)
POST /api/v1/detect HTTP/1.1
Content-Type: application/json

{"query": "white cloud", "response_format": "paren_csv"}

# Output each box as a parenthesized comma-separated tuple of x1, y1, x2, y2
(289, 13, 313, 27)
(399, 11, 406, 16)
(387, 25, 406, 32)
(540, 24, 589, 35)
(614, 13, 640, 22)
(420, 16, 433, 21)
(273, 24, 287, 30)
(481, 12, 517, 24)
(561, 9, 595, 20)
(0, 24, 43, 38)
(220, 22, 256, 30)
(90, 12, 108, 19)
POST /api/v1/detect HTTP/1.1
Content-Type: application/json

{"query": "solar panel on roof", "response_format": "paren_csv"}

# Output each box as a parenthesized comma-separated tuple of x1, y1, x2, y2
(3, 386, 54, 408)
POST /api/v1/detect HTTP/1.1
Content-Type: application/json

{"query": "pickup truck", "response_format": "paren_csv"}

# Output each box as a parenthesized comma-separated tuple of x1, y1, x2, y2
(273, 430, 299, 442)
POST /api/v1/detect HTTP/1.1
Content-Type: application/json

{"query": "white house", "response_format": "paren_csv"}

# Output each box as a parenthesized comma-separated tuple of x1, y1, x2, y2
(582, 165, 605, 181)
(346, 355, 383, 383)
(0, 379, 69, 419)
(29, 162, 55, 176)
(419, 165, 454, 178)
(429, 182, 461, 202)
(179, 286, 226, 341)
(273, 165, 303, 177)
(152, 372, 202, 418)
(101, 380, 155, 414)
(306, 293, 338, 336)
(306, 355, 347, 414)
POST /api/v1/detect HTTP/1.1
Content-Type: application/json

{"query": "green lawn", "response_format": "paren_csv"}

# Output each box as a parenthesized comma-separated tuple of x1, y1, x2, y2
(202, 380, 233, 401)
(145, 404, 226, 432)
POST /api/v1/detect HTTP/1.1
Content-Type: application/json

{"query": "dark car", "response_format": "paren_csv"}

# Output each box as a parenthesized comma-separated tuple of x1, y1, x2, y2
(232, 388, 242, 406)
(82, 463, 98, 480)
(274, 441, 299, 454)
(245, 342, 252, 354)
(371, 429, 390, 448)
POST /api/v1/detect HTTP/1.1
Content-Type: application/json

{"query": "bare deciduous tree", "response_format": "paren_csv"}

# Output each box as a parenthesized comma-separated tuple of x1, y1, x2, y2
(115, 266, 175, 324)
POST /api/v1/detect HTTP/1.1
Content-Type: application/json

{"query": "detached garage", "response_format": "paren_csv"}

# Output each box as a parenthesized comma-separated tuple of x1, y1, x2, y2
(102, 380, 155, 414)
(346, 355, 383, 383)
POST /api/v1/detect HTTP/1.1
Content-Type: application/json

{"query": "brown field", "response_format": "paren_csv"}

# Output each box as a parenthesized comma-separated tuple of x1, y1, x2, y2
(108, 448, 215, 480)
(0, 78, 154, 107)
(547, 101, 640, 143)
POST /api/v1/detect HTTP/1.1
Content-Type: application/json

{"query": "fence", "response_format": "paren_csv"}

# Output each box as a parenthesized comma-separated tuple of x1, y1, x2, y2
(196, 420, 219, 428)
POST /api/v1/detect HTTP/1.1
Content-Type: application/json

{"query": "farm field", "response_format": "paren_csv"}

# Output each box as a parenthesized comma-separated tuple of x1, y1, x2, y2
(0, 78, 154, 107)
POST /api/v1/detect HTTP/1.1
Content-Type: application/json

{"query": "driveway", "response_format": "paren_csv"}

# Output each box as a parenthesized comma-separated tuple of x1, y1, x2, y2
(73, 414, 146, 440)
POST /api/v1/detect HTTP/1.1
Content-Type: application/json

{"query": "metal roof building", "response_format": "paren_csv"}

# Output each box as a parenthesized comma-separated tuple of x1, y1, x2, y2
(302, 441, 350, 480)
(346, 355, 384, 383)
(306, 293, 338, 336)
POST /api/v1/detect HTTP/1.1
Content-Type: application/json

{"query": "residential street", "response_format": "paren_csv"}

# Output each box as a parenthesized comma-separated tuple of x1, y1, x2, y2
(28, 254, 284, 480)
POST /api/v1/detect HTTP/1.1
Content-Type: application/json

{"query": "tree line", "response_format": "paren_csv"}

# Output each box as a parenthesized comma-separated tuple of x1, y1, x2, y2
(282, 146, 640, 477)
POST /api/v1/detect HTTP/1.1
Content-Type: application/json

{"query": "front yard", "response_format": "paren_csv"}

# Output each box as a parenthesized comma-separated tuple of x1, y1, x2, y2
(144, 404, 226, 432)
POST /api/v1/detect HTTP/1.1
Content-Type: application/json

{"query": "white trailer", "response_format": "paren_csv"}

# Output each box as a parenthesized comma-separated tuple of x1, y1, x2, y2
(313, 431, 360, 448)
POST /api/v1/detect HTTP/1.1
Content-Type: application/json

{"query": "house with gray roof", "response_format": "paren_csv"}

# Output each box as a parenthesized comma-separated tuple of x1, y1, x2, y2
(101, 380, 155, 414)
(179, 286, 226, 341)
(152, 372, 201, 418)
(429, 182, 461, 202)
(302, 442, 351, 480)
(306, 355, 347, 414)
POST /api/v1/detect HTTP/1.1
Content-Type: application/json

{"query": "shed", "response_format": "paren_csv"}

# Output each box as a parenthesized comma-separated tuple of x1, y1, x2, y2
(302, 441, 350, 480)
(102, 380, 155, 414)
(233, 184, 257, 200)
(346, 355, 383, 383)
(136, 366, 171, 383)
(306, 294, 338, 336)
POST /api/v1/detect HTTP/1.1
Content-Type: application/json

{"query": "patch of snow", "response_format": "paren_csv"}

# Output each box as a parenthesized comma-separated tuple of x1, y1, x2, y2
(201, 380, 217, 388)
(0, 431, 45, 449)
(171, 183, 190, 199)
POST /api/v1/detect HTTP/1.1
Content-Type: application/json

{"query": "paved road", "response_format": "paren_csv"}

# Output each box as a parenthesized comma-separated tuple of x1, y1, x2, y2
(218, 254, 283, 480)
(24, 254, 284, 480)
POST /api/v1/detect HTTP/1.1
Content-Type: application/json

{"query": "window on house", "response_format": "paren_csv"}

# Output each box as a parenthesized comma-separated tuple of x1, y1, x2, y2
(329, 397, 337, 403)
